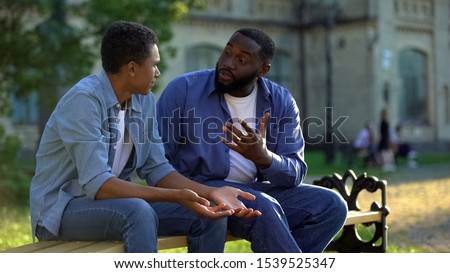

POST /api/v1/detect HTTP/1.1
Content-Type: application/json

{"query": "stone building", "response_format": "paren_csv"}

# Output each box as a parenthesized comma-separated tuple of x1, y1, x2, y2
(160, 0, 450, 150)
(10, 0, 450, 154)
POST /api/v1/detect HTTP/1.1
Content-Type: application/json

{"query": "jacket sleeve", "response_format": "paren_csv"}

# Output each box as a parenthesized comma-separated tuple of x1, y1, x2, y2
(258, 90, 307, 188)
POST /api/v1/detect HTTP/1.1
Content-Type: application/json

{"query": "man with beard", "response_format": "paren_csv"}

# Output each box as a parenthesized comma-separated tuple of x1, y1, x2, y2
(156, 28, 348, 252)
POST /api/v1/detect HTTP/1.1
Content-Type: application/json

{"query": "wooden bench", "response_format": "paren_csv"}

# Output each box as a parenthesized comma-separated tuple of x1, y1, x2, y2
(1, 234, 241, 253)
(2, 169, 389, 253)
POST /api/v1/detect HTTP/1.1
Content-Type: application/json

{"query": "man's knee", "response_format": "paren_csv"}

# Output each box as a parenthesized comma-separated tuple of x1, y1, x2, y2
(330, 191, 348, 222)
(126, 198, 158, 225)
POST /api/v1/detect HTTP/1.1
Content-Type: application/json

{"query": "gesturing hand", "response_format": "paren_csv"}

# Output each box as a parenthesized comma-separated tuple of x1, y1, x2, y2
(177, 188, 234, 219)
(221, 112, 273, 169)
(209, 186, 262, 219)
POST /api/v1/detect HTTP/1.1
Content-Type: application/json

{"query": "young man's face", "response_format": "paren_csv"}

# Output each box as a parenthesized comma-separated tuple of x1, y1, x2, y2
(215, 32, 268, 97)
(131, 43, 161, 95)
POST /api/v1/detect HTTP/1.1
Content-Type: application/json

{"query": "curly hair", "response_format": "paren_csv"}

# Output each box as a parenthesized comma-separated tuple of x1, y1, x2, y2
(101, 21, 159, 73)
(235, 28, 275, 62)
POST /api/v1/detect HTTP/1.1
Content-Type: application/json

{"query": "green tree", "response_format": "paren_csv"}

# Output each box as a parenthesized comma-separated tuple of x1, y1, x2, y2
(1, 0, 205, 108)
(0, 0, 206, 203)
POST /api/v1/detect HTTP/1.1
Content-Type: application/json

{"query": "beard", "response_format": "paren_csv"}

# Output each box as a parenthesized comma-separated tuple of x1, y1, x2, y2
(214, 64, 258, 95)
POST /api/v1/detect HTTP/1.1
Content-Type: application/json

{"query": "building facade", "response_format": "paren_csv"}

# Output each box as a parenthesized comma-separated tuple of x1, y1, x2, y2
(300, 0, 450, 148)
(161, 0, 450, 150)
(10, 0, 450, 154)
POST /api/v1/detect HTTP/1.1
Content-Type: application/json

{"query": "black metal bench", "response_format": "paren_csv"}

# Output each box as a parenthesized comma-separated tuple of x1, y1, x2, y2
(313, 169, 390, 252)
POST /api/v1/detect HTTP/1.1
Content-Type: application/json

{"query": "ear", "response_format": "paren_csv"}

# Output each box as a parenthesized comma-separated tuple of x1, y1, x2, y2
(127, 62, 136, 77)
(258, 63, 271, 78)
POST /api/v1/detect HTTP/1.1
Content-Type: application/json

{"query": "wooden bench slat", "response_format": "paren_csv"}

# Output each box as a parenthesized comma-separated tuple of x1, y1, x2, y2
(2, 240, 64, 253)
(157, 234, 241, 250)
(225, 234, 241, 242)
(157, 235, 187, 250)
(345, 211, 382, 225)
(71, 241, 124, 253)
(32, 241, 100, 253)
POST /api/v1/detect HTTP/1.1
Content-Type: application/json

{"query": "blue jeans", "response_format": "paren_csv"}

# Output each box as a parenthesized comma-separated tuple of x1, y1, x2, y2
(35, 196, 227, 253)
(155, 181, 348, 253)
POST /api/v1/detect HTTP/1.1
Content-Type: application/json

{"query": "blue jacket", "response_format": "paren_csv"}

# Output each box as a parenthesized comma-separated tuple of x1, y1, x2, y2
(157, 69, 307, 188)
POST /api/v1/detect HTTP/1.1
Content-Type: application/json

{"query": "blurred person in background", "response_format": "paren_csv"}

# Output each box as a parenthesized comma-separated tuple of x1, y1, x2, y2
(378, 108, 396, 172)
(391, 124, 417, 168)
(353, 120, 379, 167)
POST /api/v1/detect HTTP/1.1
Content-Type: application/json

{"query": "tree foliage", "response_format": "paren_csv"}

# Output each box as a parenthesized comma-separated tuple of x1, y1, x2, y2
(0, 0, 206, 203)
(0, 0, 206, 109)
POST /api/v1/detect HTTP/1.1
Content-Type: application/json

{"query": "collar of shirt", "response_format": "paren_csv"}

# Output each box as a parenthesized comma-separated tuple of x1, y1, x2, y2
(96, 69, 142, 114)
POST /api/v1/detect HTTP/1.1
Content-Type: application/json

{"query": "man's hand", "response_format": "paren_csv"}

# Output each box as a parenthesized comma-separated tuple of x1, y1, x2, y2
(177, 188, 235, 219)
(221, 112, 273, 169)
(97, 177, 235, 220)
(209, 186, 262, 219)
(155, 172, 260, 219)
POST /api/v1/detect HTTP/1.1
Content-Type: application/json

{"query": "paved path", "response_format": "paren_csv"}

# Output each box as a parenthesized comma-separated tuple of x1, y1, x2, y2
(384, 163, 450, 252)
(307, 162, 450, 252)
(306, 161, 450, 185)
(380, 162, 450, 185)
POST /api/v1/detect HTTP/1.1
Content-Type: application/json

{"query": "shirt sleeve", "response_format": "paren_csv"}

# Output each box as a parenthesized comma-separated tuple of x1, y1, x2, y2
(259, 91, 307, 188)
(56, 92, 114, 200)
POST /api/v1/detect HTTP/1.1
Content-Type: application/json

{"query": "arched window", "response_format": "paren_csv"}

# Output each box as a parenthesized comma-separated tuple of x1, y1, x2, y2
(185, 44, 221, 71)
(398, 49, 428, 124)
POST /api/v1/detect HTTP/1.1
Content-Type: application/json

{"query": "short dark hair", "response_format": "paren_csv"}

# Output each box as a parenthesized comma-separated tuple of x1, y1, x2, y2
(101, 21, 158, 73)
(235, 28, 275, 62)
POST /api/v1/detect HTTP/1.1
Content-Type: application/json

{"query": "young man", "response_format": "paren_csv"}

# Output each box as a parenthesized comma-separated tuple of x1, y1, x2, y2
(157, 28, 348, 252)
(29, 21, 259, 253)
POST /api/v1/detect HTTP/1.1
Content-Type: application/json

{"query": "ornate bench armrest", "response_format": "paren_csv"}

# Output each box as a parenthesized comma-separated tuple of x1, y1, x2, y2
(313, 169, 390, 252)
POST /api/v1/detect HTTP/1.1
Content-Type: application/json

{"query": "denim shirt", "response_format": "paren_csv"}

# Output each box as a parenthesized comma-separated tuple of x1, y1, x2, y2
(30, 69, 175, 238)
(156, 69, 307, 187)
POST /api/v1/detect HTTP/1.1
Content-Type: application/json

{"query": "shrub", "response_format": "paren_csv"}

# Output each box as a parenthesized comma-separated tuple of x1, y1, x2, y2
(0, 125, 31, 206)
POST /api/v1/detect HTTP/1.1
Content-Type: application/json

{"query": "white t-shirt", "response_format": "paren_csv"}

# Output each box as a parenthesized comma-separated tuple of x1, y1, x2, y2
(111, 108, 133, 176)
(223, 85, 258, 183)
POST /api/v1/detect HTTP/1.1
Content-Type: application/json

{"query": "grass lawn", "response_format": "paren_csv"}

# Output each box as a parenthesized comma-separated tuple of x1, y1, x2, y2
(305, 148, 450, 177)
(0, 206, 32, 251)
